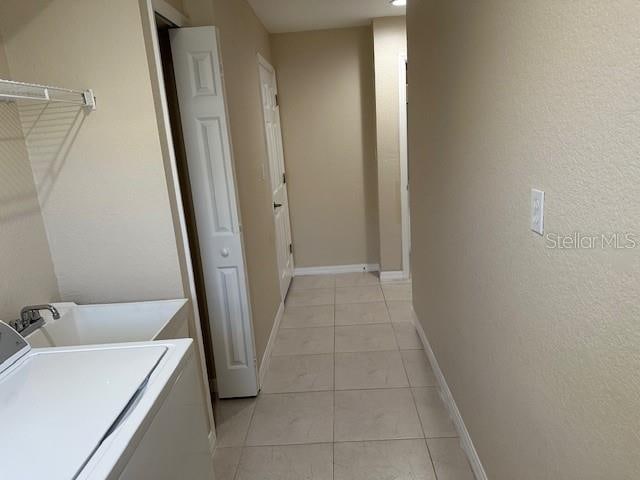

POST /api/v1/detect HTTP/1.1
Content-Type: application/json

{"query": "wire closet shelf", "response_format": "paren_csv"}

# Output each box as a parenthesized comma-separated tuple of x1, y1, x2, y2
(0, 78, 96, 110)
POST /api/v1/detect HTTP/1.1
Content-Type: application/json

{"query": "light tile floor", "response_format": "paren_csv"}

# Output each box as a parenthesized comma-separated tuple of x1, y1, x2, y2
(213, 273, 475, 480)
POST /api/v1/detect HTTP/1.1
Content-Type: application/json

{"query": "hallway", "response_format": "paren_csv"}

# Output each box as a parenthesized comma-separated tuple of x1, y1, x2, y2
(212, 273, 475, 479)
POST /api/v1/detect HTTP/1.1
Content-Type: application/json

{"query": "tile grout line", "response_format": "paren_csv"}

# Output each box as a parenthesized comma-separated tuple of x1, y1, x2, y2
(215, 435, 457, 453)
(233, 437, 451, 449)
(257, 385, 460, 397)
(385, 289, 403, 352)
(424, 437, 441, 480)
(231, 295, 282, 480)
(332, 275, 336, 480)
(383, 287, 421, 350)
(387, 290, 441, 480)
(404, 362, 442, 479)
(240, 280, 326, 474)
(230, 447, 242, 480)
(242, 436, 428, 448)
(237, 275, 424, 478)
(217, 277, 390, 472)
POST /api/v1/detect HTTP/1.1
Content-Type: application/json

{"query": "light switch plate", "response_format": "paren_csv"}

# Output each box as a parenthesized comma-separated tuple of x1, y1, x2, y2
(531, 189, 545, 235)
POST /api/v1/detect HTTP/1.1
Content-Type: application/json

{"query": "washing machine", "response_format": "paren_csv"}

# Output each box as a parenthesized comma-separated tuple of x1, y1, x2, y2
(0, 321, 213, 479)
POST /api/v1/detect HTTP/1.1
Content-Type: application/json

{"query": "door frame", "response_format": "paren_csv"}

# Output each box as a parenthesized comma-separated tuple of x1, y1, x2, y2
(256, 53, 295, 299)
(151, 0, 188, 26)
(399, 54, 411, 280)
(140, 0, 215, 450)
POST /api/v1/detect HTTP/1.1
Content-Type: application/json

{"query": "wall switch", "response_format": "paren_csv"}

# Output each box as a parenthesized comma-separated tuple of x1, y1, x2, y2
(531, 189, 545, 235)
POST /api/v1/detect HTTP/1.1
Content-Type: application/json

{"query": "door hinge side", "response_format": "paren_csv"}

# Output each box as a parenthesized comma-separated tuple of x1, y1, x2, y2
(289, 243, 293, 254)
(282, 172, 286, 184)
(275, 93, 279, 107)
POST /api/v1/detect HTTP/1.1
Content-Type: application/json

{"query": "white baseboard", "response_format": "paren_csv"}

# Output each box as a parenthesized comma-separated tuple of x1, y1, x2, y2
(413, 317, 488, 480)
(208, 431, 216, 454)
(258, 300, 284, 389)
(294, 263, 380, 276)
(380, 271, 408, 282)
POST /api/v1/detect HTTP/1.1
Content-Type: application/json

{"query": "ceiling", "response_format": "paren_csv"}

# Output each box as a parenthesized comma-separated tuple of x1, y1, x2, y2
(247, 0, 406, 34)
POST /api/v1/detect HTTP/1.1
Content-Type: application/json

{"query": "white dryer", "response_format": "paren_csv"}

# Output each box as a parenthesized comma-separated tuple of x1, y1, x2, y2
(0, 321, 213, 479)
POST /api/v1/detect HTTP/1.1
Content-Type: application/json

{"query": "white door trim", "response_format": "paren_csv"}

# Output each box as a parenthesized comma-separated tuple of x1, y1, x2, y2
(257, 52, 273, 75)
(151, 0, 188, 26)
(141, 0, 214, 448)
(399, 54, 411, 281)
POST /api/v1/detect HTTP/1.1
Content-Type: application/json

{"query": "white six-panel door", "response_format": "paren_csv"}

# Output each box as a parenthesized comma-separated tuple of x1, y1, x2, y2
(258, 55, 294, 299)
(170, 27, 258, 398)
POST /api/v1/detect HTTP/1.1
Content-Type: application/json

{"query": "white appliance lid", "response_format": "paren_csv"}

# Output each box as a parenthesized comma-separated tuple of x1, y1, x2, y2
(0, 345, 167, 480)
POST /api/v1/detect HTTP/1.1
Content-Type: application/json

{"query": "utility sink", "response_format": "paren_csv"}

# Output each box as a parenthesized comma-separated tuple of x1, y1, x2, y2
(26, 299, 189, 348)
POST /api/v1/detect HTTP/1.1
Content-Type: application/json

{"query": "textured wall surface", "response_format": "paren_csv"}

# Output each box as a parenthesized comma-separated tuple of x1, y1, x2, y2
(272, 26, 379, 268)
(373, 17, 406, 272)
(0, 0, 184, 304)
(408, 1, 640, 478)
(0, 35, 59, 321)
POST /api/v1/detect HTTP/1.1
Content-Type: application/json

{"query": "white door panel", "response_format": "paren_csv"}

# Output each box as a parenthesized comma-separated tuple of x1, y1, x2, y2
(170, 27, 257, 398)
(258, 56, 294, 298)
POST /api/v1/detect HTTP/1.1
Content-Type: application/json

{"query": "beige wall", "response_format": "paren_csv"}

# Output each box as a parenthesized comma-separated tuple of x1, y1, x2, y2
(272, 27, 379, 268)
(408, 1, 640, 479)
(0, 0, 184, 304)
(373, 17, 406, 272)
(0, 35, 59, 321)
(183, 0, 283, 368)
(163, 0, 184, 13)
